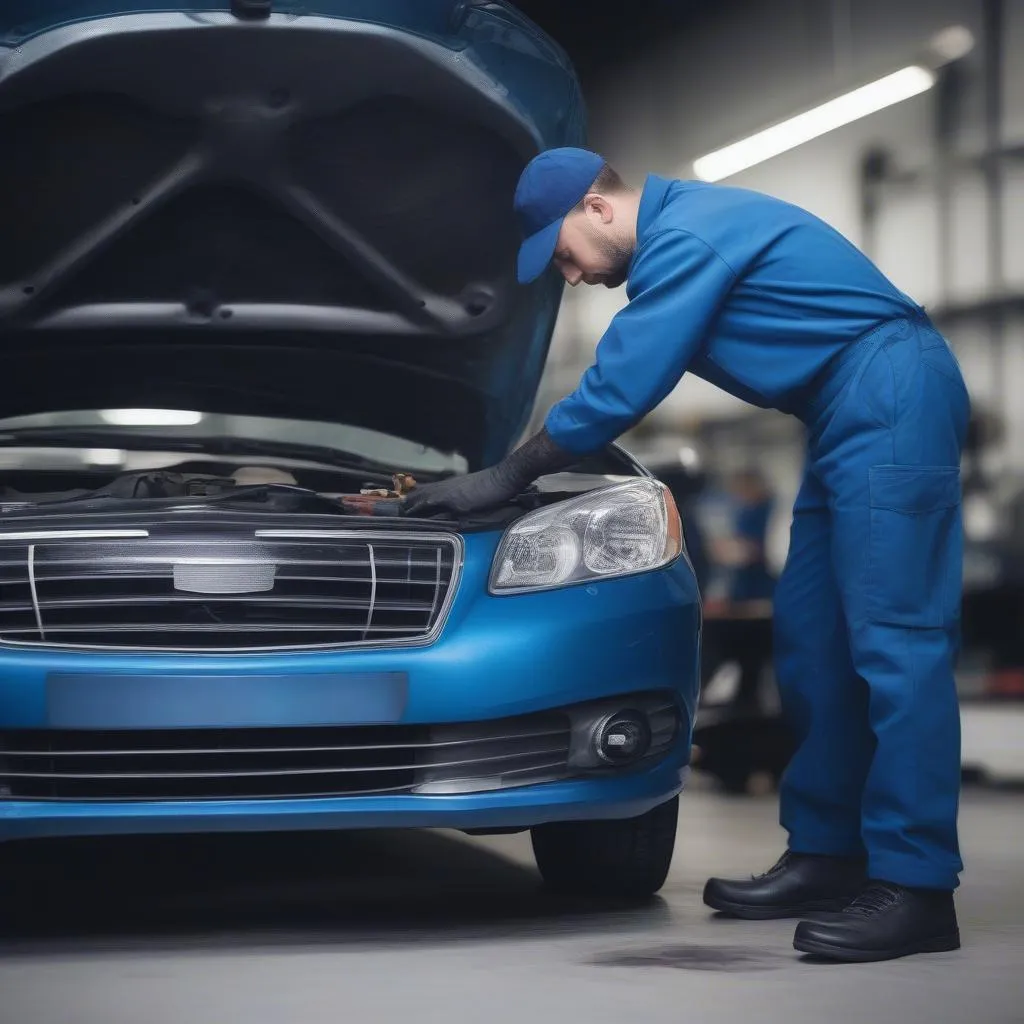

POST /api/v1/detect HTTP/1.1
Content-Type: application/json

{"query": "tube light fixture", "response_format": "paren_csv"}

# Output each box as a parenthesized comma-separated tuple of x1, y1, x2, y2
(100, 409, 202, 427)
(692, 65, 936, 182)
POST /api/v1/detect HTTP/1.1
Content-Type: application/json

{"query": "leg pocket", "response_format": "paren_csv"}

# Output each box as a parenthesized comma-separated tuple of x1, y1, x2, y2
(866, 465, 963, 628)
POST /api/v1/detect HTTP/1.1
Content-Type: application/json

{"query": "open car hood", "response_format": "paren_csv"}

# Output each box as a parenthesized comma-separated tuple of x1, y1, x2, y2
(0, 1, 585, 470)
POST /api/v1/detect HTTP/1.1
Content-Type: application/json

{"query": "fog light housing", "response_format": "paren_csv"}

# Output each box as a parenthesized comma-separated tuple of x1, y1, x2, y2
(594, 710, 652, 766)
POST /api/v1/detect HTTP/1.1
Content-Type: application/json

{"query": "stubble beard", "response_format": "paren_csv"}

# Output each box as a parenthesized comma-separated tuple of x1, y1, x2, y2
(597, 232, 634, 288)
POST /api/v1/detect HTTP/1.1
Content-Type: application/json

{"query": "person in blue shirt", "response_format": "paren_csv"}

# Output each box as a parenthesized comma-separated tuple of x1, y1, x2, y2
(716, 468, 777, 604)
(403, 147, 970, 963)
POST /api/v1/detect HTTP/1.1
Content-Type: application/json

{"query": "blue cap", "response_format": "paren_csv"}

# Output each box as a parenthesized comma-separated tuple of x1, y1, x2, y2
(513, 147, 606, 284)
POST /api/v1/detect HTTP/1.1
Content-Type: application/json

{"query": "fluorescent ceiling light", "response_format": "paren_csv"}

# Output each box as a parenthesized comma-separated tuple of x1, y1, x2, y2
(677, 446, 700, 469)
(100, 409, 202, 427)
(929, 25, 975, 63)
(693, 65, 936, 182)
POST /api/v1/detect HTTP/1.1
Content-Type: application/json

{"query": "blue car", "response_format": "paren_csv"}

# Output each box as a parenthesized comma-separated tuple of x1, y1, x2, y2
(0, 0, 701, 898)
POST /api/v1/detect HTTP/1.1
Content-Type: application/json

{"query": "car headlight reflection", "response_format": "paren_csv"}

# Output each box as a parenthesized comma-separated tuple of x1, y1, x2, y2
(489, 479, 682, 594)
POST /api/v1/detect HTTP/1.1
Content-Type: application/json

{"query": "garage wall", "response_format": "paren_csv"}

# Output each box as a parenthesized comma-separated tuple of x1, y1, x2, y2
(540, 0, 1023, 472)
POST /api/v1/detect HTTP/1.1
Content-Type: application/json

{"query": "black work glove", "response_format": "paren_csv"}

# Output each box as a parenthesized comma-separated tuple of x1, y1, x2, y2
(402, 428, 577, 518)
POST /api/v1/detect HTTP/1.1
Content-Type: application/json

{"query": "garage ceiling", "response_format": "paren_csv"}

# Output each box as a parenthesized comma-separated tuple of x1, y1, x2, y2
(511, 0, 725, 87)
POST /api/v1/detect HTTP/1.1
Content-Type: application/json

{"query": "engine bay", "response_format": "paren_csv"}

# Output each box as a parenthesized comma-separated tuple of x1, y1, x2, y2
(0, 453, 641, 529)
(0, 457, 451, 523)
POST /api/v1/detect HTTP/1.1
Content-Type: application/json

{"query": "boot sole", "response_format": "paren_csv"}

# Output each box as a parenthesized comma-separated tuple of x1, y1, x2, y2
(703, 892, 855, 920)
(793, 930, 961, 962)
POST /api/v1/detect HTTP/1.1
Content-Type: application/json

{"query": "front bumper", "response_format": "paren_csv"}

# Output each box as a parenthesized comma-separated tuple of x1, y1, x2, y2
(0, 532, 701, 842)
(0, 763, 692, 843)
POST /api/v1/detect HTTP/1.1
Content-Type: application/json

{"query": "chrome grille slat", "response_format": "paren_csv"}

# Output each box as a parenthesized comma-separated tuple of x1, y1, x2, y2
(4, 759, 574, 803)
(0, 712, 573, 801)
(0, 747, 571, 780)
(2, 595, 436, 612)
(0, 573, 443, 586)
(0, 786, 420, 803)
(429, 546, 442, 626)
(0, 513, 461, 651)
(0, 623, 424, 634)
(422, 759, 570, 787)
(362, 542, 376, 641)
(0, 727, 571, 758)
(27, 543, 45, 642)
(0, 555, 449, 569)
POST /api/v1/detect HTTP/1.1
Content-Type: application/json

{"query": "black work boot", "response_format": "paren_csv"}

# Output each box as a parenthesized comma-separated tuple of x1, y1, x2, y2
(702, 851, 867, 920)
(793, 881, 960, 962)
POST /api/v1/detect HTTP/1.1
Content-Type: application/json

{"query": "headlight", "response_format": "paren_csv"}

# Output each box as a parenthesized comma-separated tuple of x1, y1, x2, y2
(489, 479, 683, 594)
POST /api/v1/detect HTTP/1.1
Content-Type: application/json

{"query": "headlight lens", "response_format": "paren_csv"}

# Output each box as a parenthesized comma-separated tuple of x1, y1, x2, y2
(489, 479, 682, 594)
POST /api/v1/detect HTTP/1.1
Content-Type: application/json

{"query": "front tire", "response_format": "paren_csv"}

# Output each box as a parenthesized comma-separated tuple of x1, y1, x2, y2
(530, 795, 679, 899)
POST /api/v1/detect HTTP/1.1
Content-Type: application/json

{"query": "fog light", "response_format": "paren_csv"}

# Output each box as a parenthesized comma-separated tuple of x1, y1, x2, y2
(594, 710, 652, 766)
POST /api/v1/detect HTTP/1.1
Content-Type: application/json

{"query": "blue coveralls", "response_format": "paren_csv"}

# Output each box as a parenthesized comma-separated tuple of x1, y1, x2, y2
(545, 175, 970, 891)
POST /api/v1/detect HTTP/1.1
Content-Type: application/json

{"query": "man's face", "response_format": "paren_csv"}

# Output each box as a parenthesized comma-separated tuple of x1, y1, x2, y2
(551, 196, 634, 289)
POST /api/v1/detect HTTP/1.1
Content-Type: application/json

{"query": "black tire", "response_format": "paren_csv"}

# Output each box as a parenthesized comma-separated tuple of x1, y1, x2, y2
(530, 795, 679, 899)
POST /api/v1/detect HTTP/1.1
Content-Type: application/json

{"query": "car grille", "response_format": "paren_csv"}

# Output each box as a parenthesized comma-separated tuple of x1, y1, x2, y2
(0, 512, 461, 651)
(0, 712, 574, 801)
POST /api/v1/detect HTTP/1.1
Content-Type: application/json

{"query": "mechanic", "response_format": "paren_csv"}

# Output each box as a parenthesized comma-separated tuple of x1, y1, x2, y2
(403, 147, 970, 963)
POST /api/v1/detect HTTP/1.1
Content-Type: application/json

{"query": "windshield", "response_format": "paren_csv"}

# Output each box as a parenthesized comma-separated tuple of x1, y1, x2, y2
(0, 409, 468, 474)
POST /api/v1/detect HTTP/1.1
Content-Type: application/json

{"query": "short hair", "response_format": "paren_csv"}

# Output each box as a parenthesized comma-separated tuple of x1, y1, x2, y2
(573, 163, 628, 211)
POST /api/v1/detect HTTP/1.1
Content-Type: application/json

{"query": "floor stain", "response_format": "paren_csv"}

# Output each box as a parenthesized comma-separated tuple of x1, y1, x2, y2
(588, 942, 790, 971)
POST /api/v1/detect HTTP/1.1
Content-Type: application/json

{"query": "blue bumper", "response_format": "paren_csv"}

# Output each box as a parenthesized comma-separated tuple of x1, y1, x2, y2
(0, 533, 701, 842)
(0, 765, 693, 842)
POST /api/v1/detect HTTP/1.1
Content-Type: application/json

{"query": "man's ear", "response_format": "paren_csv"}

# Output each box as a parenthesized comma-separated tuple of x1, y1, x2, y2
(584, 193, 615, 225)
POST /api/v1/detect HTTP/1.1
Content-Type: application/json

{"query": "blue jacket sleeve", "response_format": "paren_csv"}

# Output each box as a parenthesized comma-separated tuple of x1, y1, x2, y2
(544, 229, 737, 454)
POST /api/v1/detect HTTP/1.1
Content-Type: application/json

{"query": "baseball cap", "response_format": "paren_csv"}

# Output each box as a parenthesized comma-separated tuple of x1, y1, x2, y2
(513, 147, 606, 284)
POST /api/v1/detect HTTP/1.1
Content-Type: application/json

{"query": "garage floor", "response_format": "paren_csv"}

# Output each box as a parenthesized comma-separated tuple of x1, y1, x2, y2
(1, 777, 1021, 1024)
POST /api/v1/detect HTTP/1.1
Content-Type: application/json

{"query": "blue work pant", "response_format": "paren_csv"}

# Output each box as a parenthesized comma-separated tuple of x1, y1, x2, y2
(774, 314, 970, 890)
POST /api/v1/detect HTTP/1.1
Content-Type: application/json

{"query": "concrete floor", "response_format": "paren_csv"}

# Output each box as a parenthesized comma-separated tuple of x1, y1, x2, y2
(0, 778, 1021, 1024)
